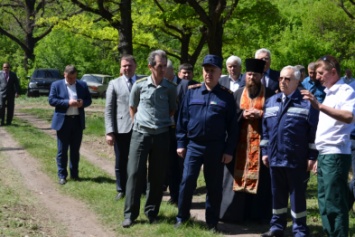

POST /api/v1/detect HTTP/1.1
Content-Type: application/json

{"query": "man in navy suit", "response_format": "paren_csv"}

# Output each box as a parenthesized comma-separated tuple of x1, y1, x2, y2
(105, 55, 145, 200)
(219, 55, 244, 92)
(164, 61, 198, 204)
(0, 62, 20, 126)
(49, 65, 92, 185)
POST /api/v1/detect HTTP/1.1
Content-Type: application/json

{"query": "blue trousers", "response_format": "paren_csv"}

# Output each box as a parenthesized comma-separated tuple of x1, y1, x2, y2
(177, 141, 224, 226)
(56, 116, 83, 179)
(270, 167, 309, 237)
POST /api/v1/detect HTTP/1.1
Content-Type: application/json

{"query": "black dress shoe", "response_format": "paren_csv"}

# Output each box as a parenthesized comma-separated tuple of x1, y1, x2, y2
(167, 198, 178, 205)
(148, 216, 158, 224)
(71, 176, 80, 181)
(122, 218, 133, 228)
(206, 223, 219, 232)
(59, 178, 66, 185)
(260, 230, 284, 237)
(115, 192, 124, 201)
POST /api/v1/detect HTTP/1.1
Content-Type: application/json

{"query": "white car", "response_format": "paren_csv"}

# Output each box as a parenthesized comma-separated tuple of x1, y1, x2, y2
(81, 74, 113, 98)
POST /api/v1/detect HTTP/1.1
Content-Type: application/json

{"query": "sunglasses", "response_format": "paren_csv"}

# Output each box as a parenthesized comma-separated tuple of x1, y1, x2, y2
(320, 56, 336, 69)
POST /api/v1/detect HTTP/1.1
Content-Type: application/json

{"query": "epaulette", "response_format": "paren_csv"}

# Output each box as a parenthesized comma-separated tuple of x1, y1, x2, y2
(136, 77, 148, 83)
(220, 85, 233, 94)
(188, 83, 202, 89)
(166, 79, 177, 86)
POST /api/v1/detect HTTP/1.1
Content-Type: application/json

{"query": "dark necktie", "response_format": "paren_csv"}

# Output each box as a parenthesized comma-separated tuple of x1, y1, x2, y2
(280, 95, 288, 112)
(128, 78, 132, 91)
(261, 75, 266, 86)
(5, 73, 8, 82)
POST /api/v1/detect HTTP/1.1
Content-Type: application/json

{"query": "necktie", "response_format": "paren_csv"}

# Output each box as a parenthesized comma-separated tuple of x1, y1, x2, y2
(127, 78, 132, 91)
(280, 95, 288, 112)
(261, 75, 266, 86)
(5, 73, 8, 82)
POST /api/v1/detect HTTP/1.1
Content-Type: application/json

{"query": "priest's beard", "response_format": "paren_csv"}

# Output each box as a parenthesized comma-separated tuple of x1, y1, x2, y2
(247, 81, 261, 98)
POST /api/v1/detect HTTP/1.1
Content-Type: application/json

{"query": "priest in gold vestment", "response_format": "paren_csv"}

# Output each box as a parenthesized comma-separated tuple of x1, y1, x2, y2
(220, 58, 273, 223)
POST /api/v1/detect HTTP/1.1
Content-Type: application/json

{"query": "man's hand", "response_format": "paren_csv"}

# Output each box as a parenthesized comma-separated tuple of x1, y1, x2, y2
(243, 108, 262, 120)
(301, 90, 320, 110)
(221, 154, 233, 164)
(69, 99, 81, 107)
(262, 155, 269, 167)
(177, 148, 186, 158)
(106, 133, 115, 146)
(312, 160, 318, 175)
(307, 160, 316, 172)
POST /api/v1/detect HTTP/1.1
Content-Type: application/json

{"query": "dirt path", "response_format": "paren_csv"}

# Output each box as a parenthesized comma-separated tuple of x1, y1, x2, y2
(0, 126, 116, 237)
(6, 110, 265, 237)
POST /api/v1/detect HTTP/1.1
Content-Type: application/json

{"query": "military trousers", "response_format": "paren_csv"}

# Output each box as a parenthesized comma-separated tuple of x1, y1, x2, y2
(124, 130, 170, 221)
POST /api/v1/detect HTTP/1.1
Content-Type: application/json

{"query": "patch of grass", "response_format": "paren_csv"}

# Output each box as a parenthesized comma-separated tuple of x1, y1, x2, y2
(6, 118, 221, 237)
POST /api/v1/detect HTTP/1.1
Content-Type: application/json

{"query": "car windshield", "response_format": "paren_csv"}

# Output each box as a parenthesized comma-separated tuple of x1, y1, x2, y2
(82, 75, 102, 84)
(33, 70, 61, 79)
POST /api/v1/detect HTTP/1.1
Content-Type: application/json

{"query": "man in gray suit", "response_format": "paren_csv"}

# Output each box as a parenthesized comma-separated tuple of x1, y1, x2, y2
(219, 55, 244, 92)
(105, 54, 144, 200)
(0, 62, 20, 126)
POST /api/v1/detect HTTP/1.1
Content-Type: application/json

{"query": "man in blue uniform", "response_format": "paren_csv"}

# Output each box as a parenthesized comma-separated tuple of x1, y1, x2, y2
(260, 66, 319, 237)
(174, 54, 238, 231)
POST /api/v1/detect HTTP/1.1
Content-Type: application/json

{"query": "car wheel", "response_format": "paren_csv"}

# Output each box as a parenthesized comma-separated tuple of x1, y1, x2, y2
(102, 91, 106, 99)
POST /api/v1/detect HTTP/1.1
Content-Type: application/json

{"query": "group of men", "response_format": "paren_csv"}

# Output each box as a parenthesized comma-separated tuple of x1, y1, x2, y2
(43, 47, 355, 237)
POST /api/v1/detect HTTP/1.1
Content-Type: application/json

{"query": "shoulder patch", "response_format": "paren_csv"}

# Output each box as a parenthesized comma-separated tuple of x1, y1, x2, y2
(220, 85, 233, 94)
(136, 77, 148, 83)
(188, 83, 202, 89)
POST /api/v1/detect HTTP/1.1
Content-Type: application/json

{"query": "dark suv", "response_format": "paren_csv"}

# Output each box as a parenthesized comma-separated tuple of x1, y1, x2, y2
(27, 69, 62, 97)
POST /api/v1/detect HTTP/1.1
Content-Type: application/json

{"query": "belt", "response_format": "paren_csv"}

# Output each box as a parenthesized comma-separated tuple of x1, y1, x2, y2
(66, 115, 80, 118)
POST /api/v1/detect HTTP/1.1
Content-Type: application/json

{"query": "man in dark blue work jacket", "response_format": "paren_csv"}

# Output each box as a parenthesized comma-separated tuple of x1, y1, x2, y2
(174, 54, 238, 231)
(260, 65, 319, 237)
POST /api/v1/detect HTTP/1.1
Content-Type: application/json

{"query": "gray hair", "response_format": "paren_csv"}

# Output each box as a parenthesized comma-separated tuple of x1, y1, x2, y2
(295, 65, 305, 74)
(255, 48, 271, 58)
(148, 49, 167, 67)
(281, 65, 301, 80)
(308, 62, 316, 70)
(167, 59, 173, 69)
(226, 55, 242, 66)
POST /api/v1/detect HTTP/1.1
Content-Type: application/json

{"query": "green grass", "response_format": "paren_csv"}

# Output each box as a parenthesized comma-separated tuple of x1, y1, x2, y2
(5, 117, 221, 237)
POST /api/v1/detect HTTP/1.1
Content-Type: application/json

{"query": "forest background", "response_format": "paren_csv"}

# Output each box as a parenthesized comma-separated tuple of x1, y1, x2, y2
(0, 0, 355, 91)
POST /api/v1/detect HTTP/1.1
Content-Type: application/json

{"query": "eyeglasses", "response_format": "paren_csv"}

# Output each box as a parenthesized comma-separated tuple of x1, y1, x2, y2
(3, 67, 9, 69)
(278, 77, 291, 82)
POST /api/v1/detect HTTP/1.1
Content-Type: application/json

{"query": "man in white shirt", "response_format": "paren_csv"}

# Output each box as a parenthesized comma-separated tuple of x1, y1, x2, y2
(301, 55, 355, 236)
